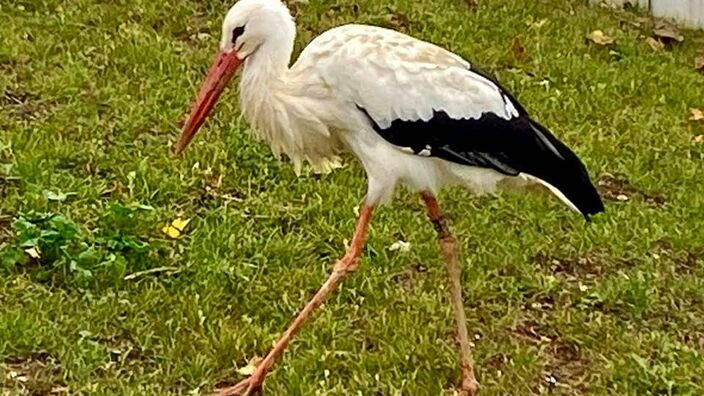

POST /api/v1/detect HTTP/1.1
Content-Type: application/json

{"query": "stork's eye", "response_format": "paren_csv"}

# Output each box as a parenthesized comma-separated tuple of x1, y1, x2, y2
(232, 26, 245, 44)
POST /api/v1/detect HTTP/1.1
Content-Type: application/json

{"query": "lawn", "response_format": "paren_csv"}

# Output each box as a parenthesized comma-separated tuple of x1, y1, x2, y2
(1, 0, 704, 395)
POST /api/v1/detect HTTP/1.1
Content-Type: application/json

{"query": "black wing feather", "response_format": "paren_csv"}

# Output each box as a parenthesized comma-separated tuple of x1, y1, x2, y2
(357, 73, 604, 219)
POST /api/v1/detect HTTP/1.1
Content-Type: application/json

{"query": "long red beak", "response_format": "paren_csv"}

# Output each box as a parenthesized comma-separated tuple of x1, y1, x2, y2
(173, 51, 243, 155)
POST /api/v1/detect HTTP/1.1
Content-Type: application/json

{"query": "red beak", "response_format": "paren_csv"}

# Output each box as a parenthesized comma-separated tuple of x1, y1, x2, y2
(173, 51, 243, 155)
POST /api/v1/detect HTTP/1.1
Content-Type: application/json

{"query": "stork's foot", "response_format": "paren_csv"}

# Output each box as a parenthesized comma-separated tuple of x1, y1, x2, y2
(457, 375, 479, 396)
(212, 375, 263, 396)
(453, 361, 479, 396)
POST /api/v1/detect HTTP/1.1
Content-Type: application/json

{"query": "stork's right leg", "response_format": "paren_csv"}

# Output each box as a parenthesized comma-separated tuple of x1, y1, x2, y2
(420, 192, 478, 396)
(213, 204, 374, 396)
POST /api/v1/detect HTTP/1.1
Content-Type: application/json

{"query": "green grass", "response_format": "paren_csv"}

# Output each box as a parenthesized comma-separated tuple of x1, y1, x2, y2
(1, 0, 704, 394)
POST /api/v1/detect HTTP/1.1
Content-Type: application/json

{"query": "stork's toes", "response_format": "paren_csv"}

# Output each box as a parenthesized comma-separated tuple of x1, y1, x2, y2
(212, 377, 262, 396)
(457, 376, 479, 396)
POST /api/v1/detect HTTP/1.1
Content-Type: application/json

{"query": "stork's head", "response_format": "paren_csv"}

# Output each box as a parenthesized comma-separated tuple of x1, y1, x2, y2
(173, 0, 294, 155)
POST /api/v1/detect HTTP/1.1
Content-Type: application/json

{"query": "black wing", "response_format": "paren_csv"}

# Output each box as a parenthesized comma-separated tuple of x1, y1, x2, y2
(358, 71, 604, 219)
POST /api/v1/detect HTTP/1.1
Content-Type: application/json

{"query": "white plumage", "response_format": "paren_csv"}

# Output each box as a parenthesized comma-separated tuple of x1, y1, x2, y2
(229, 2, 547, 207)
(173, 1, 603, 394)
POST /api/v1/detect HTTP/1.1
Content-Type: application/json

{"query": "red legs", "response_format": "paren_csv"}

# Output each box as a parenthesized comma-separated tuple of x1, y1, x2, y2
(213, 204, 375, 396)
(213, 197, 476, 395)
(420, 192, 478, 396)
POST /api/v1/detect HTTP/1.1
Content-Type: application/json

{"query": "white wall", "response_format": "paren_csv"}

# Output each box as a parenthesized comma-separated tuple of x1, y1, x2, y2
(602, 0, 649, 7)
(603, 0, 704, 28)
(651, 0, 704, 28)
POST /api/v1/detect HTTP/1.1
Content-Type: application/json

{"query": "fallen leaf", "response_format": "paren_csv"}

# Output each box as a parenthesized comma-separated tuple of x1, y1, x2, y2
(237, 364, 256, 376)
(645, 37, 664, 51)
(172, 218, 190, 230)
(653, 23, 684, 43)
(511, 37, 526, 60)
(586, 30, 615, 46)
(385, 10, 410, 31)
(162, 217, 191, 239)
(236, 357, 262, 376)
(690, 108, 704, 121)
(388, 241, 411, 252)
(24, 246, 41, 259)
(162, 225, 180, 239)
(693, 135, 704, 144)
(695, 55, 704, 72)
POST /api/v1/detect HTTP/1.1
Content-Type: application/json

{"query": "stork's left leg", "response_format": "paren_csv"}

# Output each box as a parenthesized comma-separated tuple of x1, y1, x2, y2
(213, 204, 374, 396)
(420, 192, 478, 396)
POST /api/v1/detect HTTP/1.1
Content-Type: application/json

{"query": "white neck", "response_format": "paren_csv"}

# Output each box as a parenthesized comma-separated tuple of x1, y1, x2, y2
(237, 23, 341, 174)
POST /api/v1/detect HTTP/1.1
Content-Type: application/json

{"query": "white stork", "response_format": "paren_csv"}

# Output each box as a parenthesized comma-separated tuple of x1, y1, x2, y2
(172, 0, 605, 394)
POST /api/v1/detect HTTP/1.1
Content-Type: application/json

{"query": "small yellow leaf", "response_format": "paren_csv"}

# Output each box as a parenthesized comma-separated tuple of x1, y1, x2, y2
(24, 247, 41, 259)
(236, 357, 262, 377)
(171, 218, 191, 232)
(236, 363, 256, 376)
(690, 108, 704, 121)
(161, 218, 191, 239)
(162, 225, 181, 239)
(693, 135, 704, 144)
(586, 30, 615, 46)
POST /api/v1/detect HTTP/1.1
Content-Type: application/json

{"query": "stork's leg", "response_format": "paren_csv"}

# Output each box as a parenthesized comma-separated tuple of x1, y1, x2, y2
(213, 204, 374, 396)
(420, 192, 478, 396)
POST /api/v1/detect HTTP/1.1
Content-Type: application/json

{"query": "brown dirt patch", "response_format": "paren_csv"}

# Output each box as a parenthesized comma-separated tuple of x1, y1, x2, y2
(672, 251, 702, 275)
(654, 240, 704, 275)
(538, 351, 591, 395)
(1, 353, 66, 395)
(484, 353, 508, 370)
(0, 55, 31, 74)
(0, 215, 13, 244)
(534, 251, 635, 282)
(678, 329, 704, 350)
(0, 175, 22, 199)
(188, 168, 245, 208)
(511, 319, 560, 344)
(388, 262, 428, 291)
(87, 325, 158, 380)
(385, 10, 411, 32)
(597, 174, 665, 207)
(513, 322, 591, 395)
(1, 88, 55, 122)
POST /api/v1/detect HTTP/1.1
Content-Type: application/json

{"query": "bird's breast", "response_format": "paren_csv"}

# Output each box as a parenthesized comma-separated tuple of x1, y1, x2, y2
(238, 81, 344, 174)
